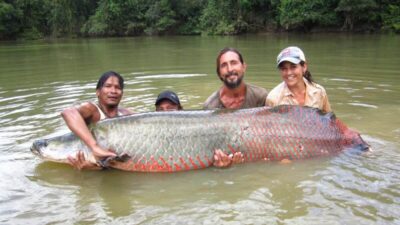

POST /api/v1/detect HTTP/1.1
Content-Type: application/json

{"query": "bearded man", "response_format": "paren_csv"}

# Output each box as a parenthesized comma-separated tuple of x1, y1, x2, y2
(203, 47, 268, 109)
(203, 47, 268, 167)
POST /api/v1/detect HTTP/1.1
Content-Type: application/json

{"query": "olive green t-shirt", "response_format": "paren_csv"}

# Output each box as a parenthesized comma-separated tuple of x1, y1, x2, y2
(203, 83, 268, 110)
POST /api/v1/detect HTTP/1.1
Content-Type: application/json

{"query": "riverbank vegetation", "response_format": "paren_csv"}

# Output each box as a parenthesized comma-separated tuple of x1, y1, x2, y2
(1, 0, 399, 40)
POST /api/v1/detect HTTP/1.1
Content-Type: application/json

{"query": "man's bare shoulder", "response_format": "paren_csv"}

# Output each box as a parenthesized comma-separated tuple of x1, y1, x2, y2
(74, 102, 101, 123)
(77, 102, 98, 114)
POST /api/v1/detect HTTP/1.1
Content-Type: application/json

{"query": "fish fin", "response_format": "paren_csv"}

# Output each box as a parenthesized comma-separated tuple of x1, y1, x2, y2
(323, 111, 336, 120)
(97, 154, 131, 169)
(98, 156, 115, 169)
(114, 153, 131, 162)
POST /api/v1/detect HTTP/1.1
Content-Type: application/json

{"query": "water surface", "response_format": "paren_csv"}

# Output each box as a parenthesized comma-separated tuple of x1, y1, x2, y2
(0, 34, 399, 224)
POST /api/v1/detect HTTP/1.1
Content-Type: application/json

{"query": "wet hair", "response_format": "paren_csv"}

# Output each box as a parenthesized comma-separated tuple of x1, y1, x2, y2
(216, 47, 244, 76)
(96, 71, 124, 90)
(300, 61, 314, 83)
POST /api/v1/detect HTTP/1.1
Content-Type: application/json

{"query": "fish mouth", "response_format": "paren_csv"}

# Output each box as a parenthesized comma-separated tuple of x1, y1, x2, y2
(30, 139, 47, 156)
(358, 142, 371, 152)
(356, 135, 371, 152)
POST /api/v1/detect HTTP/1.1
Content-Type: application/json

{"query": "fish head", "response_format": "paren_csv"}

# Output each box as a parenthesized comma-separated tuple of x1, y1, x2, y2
(334, 119, 370, 152)
(31, 138, 73, 163)
(31, 139, 48, 156)
(342, 128, 370, 152)
(30, 133, 96, 164)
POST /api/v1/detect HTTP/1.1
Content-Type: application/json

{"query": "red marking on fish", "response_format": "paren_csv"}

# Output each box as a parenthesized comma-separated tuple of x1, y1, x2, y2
(196, 155, 206, 168)
(189, 157, 198, 170)
(179, 157, 190, 170)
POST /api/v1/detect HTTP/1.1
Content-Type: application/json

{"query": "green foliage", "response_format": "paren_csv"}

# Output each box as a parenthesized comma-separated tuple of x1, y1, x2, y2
(53, 0, 96, 37)
(0, 1, 22, 39)
(199, 0, 223, 35)
(81, 15, 107, 36)
(82, 0, 150, 36)
(15, 0, 52, 39)
(279, 0, 339, 31)
(144, 0, 176, 35)
(49, 0, 76, 37)
(381, 3, 400, 33)
(335, 0, 377, 30)
(200, 0, 253, 35)
(171, 0, 205, 35)
(242, 0, 278, 31)
(0, 0, 398, 40)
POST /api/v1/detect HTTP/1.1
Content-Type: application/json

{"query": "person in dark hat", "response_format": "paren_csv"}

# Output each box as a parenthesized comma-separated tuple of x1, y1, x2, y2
(155, 90, 183, 111)
(156, 90, 243, 167)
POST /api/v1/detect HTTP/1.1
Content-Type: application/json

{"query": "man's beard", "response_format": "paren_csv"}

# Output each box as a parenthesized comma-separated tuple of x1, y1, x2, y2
(223, 72, 243, 89)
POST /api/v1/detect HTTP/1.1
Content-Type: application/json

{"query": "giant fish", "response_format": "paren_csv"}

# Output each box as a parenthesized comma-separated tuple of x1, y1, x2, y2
(31, 105, 369, 172)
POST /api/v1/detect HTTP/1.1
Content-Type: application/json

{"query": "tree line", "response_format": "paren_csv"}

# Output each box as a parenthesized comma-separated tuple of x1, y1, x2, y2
(1, 0, 399, 40)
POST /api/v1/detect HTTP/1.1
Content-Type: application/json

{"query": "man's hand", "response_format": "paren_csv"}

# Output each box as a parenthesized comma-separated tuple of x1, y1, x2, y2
(213, 149, 244, 168)
(67, 151, 101, 170)
(61, 106, 117, 160)
(91, 145, 117, 159)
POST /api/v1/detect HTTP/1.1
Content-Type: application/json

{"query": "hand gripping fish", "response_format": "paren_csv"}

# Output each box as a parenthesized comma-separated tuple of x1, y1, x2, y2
(31, 105, 369, 172)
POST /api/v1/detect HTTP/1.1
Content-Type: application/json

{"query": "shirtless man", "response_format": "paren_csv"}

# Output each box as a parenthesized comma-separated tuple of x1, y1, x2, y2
(62, 71, 132, 169)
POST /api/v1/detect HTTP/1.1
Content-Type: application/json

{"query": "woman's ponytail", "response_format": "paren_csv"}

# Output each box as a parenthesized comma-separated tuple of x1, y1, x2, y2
(300, 62, 314, 83)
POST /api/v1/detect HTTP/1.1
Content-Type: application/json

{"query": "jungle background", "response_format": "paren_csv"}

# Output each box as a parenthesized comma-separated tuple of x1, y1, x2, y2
(1, 0, 399, 40)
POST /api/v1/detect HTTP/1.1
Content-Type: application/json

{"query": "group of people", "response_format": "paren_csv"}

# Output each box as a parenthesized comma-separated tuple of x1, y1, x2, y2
(63, 46, 331, 170)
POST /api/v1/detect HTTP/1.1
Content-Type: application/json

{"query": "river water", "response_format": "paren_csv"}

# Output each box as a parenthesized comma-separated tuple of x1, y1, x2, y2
(0, 34, 399, 224)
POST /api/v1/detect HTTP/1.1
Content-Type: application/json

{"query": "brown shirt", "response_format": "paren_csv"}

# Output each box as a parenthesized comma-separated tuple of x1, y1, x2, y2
(266, 78, 331, 112)
(203, 83, 268, 109)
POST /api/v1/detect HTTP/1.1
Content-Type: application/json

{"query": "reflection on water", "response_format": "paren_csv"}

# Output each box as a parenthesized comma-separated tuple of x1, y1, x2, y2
(0, 34, 399, 224)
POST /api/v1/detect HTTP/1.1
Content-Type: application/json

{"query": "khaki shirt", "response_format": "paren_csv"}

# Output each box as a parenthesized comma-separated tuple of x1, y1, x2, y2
(203, 83, 268, 109)
(266, 78, 331, 112)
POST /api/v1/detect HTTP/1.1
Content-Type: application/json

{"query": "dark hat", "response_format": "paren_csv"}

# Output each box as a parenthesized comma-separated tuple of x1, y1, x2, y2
(155, 90, 181, 106)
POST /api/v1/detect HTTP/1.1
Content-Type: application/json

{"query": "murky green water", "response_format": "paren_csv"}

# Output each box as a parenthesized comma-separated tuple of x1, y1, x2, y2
(0, 34, 399, 224)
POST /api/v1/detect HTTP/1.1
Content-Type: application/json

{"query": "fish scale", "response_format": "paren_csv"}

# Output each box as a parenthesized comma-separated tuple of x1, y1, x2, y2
(30, 105, 370, 172)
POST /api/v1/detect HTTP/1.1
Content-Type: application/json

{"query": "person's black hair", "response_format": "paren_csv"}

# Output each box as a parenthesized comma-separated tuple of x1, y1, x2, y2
(300, 61, 314, 83)
(155, 90, 183, 110)
(216, 47, 244, 77)
(96, 71, 124, 90)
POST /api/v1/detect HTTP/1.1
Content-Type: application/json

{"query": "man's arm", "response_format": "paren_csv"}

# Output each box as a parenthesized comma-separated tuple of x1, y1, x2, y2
(61, 103, 116, 159)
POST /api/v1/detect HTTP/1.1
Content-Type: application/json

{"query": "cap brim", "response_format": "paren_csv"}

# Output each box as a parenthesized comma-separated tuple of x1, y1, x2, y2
(155, 97, 180, 106)
(277, 57, 301, 67)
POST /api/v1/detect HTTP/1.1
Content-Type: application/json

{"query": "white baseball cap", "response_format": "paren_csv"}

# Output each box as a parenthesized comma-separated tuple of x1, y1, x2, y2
(276, 46, 306, 67)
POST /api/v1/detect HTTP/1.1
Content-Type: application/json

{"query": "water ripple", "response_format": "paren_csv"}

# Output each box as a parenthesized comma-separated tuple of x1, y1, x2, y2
(135, 74, 207, 79)
(347, 103, 378, 109)
(297, 138, 400, 224)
